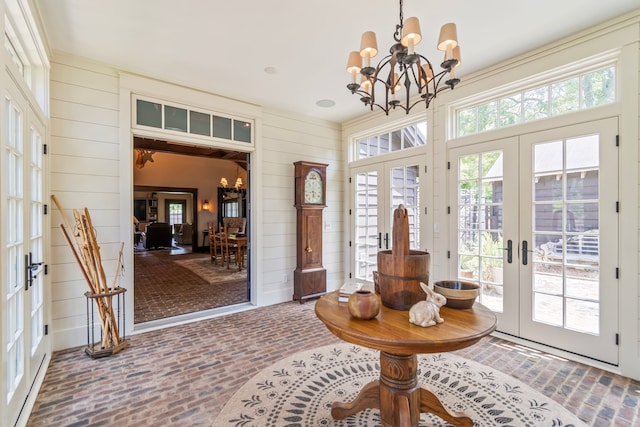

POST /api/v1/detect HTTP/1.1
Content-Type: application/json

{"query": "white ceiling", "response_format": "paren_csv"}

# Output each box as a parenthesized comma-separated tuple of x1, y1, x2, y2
(34, 0, 639, 123)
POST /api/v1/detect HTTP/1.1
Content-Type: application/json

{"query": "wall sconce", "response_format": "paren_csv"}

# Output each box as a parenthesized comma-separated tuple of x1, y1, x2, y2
(202, 200, 210, 211)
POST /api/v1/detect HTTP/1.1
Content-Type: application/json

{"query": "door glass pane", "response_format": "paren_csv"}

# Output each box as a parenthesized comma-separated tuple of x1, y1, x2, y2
(354, 171, 378, 282)
(30, 128, 44, 353)
(5, 98, 24, 400)
(389, 165, 419, 249)
(457, 151, 504, 312)
(168, 202, 185, 226)
(531, 135, 600, 334)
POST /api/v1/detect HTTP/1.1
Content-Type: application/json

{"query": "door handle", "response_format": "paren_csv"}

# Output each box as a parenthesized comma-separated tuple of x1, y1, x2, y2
(378, 232, 382, 249)
(384, 233, 389, 250)
(522, 240, 528, 265)
(25, 252, 43, 290)
(505, 239, 512, 264)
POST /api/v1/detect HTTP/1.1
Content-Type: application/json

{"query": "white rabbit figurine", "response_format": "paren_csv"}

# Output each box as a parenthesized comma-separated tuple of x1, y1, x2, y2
(409, 282, 447, 327)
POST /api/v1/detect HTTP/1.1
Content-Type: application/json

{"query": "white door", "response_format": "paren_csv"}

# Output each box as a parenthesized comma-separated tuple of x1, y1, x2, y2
(450, 118, 618, 364)
(3, 78, 48, 426)
(352, 158, 424, 282)
(450, 138, 519, 334)
(519, 118, 618, 364)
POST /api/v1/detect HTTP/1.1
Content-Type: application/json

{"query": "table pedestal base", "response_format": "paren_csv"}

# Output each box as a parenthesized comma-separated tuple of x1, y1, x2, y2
(331, 352, 472, 427)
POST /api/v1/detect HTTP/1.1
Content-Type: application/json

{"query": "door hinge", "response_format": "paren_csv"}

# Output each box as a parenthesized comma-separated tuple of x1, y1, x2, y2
(349, 272, 352, 279)
(615, 268, 619, 279)
(43, 144, 48, 154)
(424, 207, 428, 215)
(44, 264, 48, 275)
(424, 165, 427, 173)
(447, 250, 451, 259)
(447, 206, 450, 214)
(349, 177, 352, 183)
(615, 333, 619, 345)
(447, 161, 451, 170)
(615, 201, 619, 213)
(615, 135, 619, 147)
(349, 209, 352, 215)
(349, 241, 352, 247)
(45, 324, 49, 335)
(44, 204, 48, 215)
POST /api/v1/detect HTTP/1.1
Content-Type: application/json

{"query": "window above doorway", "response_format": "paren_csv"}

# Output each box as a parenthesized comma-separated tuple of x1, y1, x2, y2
(354, 121, 427, 161)
(134, 96, 253, 144)
(455, 64, 616, 138)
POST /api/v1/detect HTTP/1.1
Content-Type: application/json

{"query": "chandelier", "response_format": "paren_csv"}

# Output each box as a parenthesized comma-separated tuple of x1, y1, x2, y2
(346, 0, 461, 115)
(220, 167, 244, 191)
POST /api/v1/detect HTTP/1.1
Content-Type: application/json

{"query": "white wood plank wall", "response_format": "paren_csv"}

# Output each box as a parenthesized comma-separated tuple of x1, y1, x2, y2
(48, 54, 345, 349)
(259, 109, 344, 304)
(49, 54, 121, 350)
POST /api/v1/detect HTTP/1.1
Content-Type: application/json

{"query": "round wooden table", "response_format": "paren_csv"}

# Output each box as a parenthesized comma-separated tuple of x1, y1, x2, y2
(315, 291, 497, 427)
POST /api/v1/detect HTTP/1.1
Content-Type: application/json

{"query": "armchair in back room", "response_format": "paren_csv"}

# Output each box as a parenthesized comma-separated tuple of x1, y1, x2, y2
(174, 223, 193, 245)
(145, 222, 172, 249)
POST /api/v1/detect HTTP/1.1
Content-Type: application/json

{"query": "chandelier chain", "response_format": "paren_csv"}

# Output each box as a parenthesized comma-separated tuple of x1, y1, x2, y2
(394, 0, 404, 42)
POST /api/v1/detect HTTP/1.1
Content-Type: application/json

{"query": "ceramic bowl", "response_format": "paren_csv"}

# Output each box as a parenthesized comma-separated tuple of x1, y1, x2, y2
(433, 280, 480, 309)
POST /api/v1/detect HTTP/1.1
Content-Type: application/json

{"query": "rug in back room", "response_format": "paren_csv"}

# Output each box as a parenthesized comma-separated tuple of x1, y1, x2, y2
(173, 257, 247, 284)
(214, 343, 587, 427)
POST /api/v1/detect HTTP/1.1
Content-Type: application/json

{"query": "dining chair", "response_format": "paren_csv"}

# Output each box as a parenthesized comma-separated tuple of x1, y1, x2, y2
(220, 231, 239, 269)
(209, 224, 224, 265)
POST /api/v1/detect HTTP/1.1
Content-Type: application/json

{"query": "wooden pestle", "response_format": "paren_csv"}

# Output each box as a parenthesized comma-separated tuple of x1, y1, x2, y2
(392, 205, 410, 274)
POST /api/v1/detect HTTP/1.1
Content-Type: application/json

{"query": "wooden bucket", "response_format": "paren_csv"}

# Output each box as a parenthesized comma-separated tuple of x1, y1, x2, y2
(377, 249, 430, 310)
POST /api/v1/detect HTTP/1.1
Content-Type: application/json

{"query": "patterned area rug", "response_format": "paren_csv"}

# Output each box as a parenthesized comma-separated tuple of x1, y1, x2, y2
(174, 257, 247, 284)
(214, 343, 587, 427)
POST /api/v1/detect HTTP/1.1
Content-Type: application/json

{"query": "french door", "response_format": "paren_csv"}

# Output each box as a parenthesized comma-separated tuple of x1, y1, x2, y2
(3, 77, 48, 425)
(450, 118, 619, 364)
(352, 157, 424, 283)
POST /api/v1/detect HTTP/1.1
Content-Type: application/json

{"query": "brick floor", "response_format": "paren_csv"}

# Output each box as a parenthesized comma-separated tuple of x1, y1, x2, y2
(134, 249, 248, 323)
(26, 300, 639, 426)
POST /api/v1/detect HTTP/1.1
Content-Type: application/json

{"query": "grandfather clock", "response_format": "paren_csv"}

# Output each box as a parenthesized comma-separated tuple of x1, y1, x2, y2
(293, 161, 328, 303)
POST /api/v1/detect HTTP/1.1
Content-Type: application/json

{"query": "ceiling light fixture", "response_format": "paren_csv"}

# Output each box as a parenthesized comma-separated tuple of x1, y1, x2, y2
(220, 167, 244, 191)
(346, 0, 461, 115)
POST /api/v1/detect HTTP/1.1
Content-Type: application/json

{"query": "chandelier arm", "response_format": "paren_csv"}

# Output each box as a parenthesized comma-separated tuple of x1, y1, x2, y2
(403, 72, 412, 112)
(406, 64, 423, 94)
(431, 68, 453, 91)
(368, 84, 391, 114)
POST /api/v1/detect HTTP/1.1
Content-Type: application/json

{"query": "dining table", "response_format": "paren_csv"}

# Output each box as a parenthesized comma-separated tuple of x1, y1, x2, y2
(227, 234, 247, 271)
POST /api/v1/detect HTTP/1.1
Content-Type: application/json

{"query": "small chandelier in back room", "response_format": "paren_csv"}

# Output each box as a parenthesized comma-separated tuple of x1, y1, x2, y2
(346, 0, 461, 115)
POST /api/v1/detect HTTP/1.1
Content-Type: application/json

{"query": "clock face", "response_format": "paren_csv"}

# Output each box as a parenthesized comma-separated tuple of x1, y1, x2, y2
(304, 170, 323, 204)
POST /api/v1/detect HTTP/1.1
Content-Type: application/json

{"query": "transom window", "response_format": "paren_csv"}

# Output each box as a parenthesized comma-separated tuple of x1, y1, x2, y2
(134, 97, 253, 144)
(4, 0, 49, 114)
(4, 35, 23, 76)
(355, 121, 426, 160)
(456, 66, 615, 138)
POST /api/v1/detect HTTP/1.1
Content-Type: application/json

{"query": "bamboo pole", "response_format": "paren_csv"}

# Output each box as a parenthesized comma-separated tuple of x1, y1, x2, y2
(60, 223, 110, 341)
(53, 195, 125, 351)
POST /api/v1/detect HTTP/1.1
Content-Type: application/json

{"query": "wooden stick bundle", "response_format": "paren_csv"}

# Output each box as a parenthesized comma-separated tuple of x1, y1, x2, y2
(52, 195, 125, 350)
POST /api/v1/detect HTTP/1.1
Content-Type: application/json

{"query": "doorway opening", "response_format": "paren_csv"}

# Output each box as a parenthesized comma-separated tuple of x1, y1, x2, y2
(132, 136, 251, 324)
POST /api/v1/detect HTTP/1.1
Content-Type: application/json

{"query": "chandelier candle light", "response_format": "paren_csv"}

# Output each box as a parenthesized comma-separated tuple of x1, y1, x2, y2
(346, 0, 461, 115)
